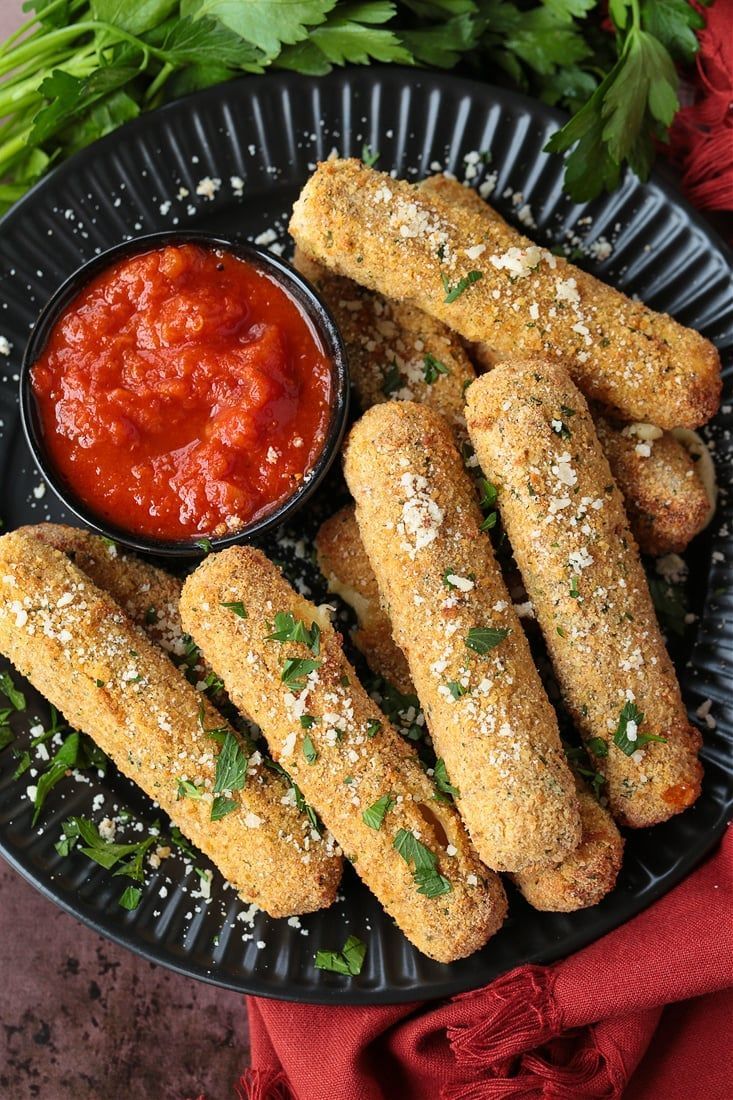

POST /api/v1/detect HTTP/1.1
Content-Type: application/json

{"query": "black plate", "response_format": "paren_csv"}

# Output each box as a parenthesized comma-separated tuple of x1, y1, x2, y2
(0, 68, 731, 1005)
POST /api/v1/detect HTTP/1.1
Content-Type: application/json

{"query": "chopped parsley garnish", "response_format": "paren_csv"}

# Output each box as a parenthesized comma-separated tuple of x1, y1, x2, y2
(393, 828, 452, 898)
(587, 736, 608, 757)
(478, 478, 498, 532)
(32, 731, 81, 825)
(58, 816, 157, 910)
(119, 885, 142, 911)
(145, 605, 158, 625)
(211, 796, 237, 820)
(0, 724, 12, 750)
(465, 626, 510, 655)
(560, 404, 576, 419)
(281, 657, 322, 693)
(569, 575, 580, 599)
(340, 673, 350, 687)
(441, 270, 483, 303)
(213, 733, 248, 796)
(361, 144, 379, 167)
(266, 611, 320, 655)
(0, 670, 26, 711)
(221, 600, 247, 619)
(302, 734, 318, 764)
(446, 681, 468, 700)
(362, 793, 395, 830)
(195, 538, 214, 554)
(366, 719, 382, 738)
(563, 740, 606, 801)
(12, 749, 31, 779)
(613, 701, 667, 756)
(647, 576, 688, 638)
(433, 757, 460, 802)
(422, 354, 449, 384)
(314, 934, 367, 976)
(381, 359, 401, 396)
(300, 715, 316, 729)
(177, 778, 203, 800)
(557, 626, 567, 638)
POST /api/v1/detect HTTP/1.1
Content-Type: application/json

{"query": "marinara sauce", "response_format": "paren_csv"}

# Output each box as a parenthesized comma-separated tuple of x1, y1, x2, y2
(31, 244, 334, 540)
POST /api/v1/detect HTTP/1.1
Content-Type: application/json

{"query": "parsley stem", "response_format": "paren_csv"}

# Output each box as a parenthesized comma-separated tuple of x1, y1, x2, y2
(145, 61, 174, 103)
(0, 22, 166, 80)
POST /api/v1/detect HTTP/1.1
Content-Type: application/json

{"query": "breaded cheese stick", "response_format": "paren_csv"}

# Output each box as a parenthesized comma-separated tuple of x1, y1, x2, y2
(466, 362, 703, 827)
(343, 402, 582, 873)
(315, 505, 414, 696)
(317, 505, 623, 910)
(290, 159, 720, 429)
(593, 417, 712, 556)
(0, 530, 341, 917)
(294, 247, 475, 432)
(511, 778, 624, 911)
(418, 176, 714, 557)
(19, 523, 192, 660)
(180, 546, 507, 962)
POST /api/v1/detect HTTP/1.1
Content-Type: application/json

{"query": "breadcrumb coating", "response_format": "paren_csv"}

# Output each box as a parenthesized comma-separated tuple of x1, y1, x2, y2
(343, 401, 582, 872)
(290, 159, 720, 428)
(317, 506, 623, 911)
(0, 529, 341, 917)
(466, 362, 703, 827)
(180, 546, 507, 962)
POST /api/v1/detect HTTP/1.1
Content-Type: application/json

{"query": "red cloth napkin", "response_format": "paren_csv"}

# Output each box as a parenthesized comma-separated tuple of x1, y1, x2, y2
(238, 828, 732, 1100)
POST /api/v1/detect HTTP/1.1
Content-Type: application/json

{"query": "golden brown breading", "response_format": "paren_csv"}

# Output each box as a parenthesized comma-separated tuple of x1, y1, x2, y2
(294, 247, 475, 433)
(466, 362, 703, 828)
(19, 524, 191, 659)
(315, 505, 414, 696)
(290, 159, 720, 428)
(592, 417, 712, 556)
(417, 176, 713, 557)
(317, 505, 623, 911)
(511, 780, 624, 911)
(180, 545, 507, 962)
(343, 401, 582, 873)
(0, 530, 341, 917)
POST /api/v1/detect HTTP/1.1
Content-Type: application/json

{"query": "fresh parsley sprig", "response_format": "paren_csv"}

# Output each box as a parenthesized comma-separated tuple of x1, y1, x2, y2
(393, 827, 451, 898)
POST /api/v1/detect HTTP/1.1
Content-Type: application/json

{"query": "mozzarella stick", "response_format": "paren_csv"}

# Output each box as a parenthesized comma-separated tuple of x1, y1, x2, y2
(19, 523, 192, 660)
(419, 175, 714, 556)
(315, 505, 414, 696)
(592, 417, 712, 556)
(180, 546, 507, 962)
(0, 530, 341, 917)
(294, 247, 475, 432)
(511, 778, 624, 911)
(317, 505, 623, 910)
(466, 362, 703, 827)
(343, 402, 582, 872)
(290, 159, 720, 428)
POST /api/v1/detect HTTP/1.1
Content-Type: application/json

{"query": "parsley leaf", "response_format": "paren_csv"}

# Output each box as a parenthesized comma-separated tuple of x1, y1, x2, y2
(361, 143, 379, 166)
(281, 657, 322, 693)
(211, 795, 237, 820)
(465, 626, 510, 654)
(362, 792, 395, 830)
(32, 731, 81, 825)
(393, 828, 452, 898)
(314, 934, 367, 976)
(118, 884, 142, 910)
(423, 353, 449, 384)
(366, 718, 382, 738)
(433, 757, 460, 801)
(381, 358, 401, 396)
(177, 778, 203, 800)
(213, 732, 248, 794)
(446, 680, 468, 700)
(441, 270, 483, 303)
(302, 734, 318, 764)
(613, 701, 667, 756)
(266, 611, 320, 654)
(0, 671, 26, 711)
(221, 600, 247, 618)
(195, 537, 214, 553)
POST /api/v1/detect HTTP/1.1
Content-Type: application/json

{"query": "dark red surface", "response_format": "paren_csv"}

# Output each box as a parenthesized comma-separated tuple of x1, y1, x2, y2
(0, 862, 248, 1099)
(31, 244, 333, 540)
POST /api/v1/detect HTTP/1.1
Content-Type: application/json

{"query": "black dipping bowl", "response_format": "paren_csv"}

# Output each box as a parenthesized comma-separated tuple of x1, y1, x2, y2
(19, 231, 349, 559)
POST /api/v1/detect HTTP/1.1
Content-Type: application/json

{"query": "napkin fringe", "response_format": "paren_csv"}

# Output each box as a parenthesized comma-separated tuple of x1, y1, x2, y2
(235, 1068, 294, 1100)
(442, 1033, 619, 1100)
(448, 966, 560, 1066)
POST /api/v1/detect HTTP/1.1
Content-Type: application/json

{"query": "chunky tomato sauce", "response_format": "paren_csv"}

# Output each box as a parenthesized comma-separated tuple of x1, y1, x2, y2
(32, 244, 333, 540)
